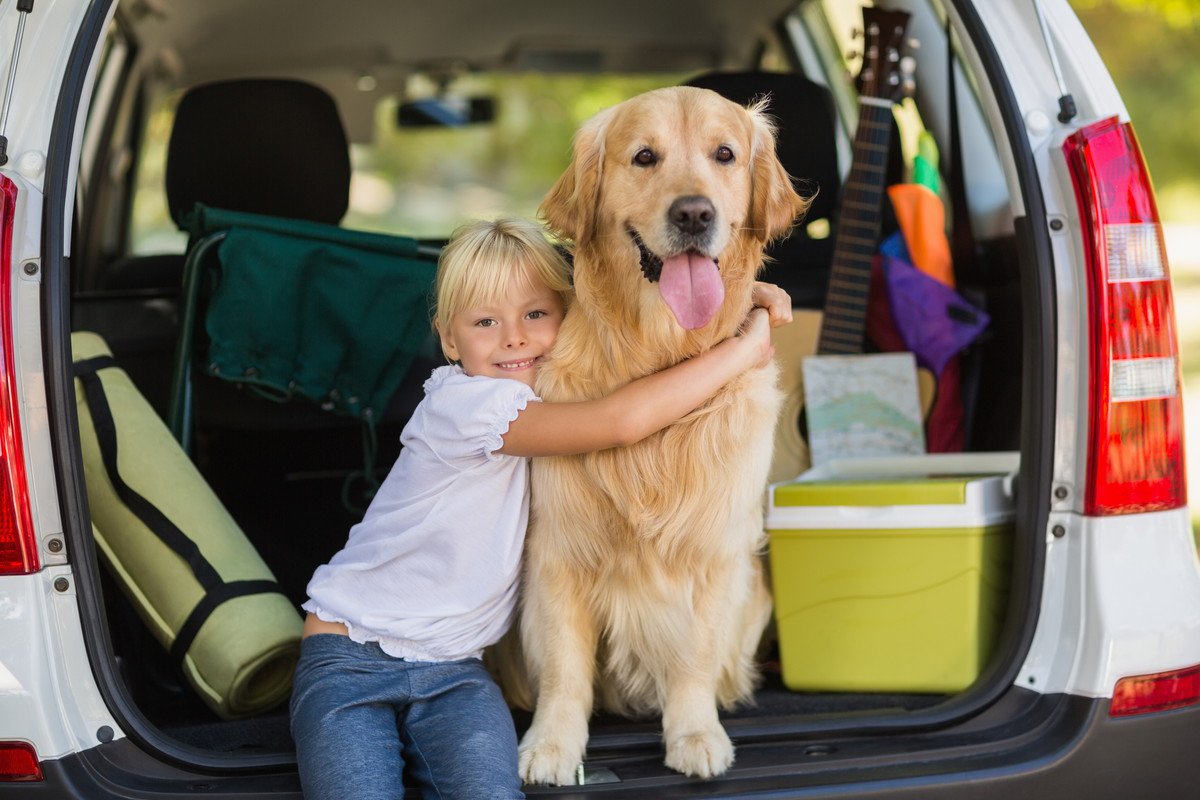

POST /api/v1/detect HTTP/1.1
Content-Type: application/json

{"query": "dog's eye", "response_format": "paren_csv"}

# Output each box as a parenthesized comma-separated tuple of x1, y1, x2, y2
(633, 148, 657, 167)
(715, 145, 735, 164)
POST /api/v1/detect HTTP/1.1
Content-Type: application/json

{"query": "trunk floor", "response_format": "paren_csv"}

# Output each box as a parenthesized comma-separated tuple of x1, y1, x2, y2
(160, 669, 946, 755)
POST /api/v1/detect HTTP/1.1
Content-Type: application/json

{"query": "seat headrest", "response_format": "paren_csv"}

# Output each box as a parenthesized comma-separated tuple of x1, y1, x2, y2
(684, 71, 839, 224)
(166, 79, 351, 227)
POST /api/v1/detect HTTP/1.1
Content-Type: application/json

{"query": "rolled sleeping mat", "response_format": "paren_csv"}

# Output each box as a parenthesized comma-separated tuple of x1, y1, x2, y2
(71, 331, 302, 719)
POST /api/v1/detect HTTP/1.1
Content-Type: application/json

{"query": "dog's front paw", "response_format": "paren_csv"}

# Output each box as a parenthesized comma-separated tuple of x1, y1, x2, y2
(519, 739, 583, 786)
(664, 728, 734, 779)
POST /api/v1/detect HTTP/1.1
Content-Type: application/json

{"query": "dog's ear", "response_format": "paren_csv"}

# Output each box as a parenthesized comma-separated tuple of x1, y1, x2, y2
(746, 99, 810, 244)
(541, 106, 614, 244)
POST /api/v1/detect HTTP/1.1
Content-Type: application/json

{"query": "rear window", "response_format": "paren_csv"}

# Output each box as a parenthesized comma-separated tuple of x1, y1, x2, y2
(128, 72, 685, 251)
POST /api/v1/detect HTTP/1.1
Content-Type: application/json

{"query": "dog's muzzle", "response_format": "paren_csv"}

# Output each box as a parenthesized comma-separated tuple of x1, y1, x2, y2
(629, 228, 719, 283)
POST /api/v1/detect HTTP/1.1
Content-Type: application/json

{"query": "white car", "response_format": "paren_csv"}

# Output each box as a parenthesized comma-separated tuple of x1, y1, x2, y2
(1, 0, 1197, 797)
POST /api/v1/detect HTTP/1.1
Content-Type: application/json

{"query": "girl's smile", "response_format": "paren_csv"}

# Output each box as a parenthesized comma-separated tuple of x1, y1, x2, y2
(438, 278, 565, 388)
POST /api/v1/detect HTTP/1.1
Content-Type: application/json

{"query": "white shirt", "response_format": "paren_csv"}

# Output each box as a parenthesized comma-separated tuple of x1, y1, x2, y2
(303, 366, 538, 661)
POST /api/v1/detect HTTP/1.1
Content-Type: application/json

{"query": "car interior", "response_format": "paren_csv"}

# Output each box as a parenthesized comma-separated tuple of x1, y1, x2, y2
(67, 0, 1028, 763)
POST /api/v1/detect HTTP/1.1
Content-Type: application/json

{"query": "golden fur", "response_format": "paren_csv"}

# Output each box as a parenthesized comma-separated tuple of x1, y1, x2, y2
(512, 86, 808, 784)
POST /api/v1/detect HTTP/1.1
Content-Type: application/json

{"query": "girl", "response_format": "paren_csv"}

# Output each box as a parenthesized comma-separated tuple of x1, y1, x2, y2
(289, 217, 789, 799)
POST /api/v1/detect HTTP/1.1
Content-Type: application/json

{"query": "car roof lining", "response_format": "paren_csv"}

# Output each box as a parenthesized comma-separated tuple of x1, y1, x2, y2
(127, 0, 801, 86)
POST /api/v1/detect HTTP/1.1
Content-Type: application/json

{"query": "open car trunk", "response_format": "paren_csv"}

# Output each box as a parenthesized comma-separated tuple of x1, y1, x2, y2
(53, 0, 1053, 784)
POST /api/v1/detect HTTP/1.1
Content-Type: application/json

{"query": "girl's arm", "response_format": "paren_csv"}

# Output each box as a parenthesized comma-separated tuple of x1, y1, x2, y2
(497, 308, 776, 457)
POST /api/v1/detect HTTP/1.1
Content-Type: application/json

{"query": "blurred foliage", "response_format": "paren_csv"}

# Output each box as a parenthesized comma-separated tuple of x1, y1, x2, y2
(129, 92, 186, 255)
(1074, 0, 1200, 26)
(130, 74, 682, 251)
(1071, 0, 1200, 220)
(344, 74, 683, 239)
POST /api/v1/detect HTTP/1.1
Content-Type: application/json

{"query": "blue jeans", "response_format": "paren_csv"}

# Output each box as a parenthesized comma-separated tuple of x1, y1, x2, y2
(290, 634, 525, 800)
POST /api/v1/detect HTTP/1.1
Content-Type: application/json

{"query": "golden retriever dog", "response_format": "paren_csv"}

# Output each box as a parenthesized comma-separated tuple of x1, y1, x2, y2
(515, 86, 807, 784)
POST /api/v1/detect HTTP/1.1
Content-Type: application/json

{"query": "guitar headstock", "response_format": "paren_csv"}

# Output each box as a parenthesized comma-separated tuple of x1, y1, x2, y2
(855, 7, 913, 103)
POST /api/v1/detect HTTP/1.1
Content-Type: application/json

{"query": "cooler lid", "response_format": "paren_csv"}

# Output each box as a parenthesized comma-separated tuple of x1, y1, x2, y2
(773, 474, 994, 507)
(767, 452, 1020, 529)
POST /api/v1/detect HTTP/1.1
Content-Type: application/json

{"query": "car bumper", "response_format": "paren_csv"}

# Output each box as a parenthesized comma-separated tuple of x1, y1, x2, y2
(11, 690, 1200, 798)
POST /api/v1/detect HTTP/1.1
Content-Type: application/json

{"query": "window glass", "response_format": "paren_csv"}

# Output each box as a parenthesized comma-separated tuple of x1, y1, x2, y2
(127, 73, 685, 251)
(128, 92, 184, 255)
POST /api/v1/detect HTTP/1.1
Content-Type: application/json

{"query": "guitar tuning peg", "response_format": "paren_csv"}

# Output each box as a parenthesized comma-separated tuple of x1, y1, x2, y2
(900, 55, 917, 76)
(908, 37, 922, 50)
(902, 77, 916, 97)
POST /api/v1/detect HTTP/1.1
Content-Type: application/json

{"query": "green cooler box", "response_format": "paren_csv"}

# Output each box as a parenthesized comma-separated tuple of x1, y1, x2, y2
(766, 452, 1019, 694)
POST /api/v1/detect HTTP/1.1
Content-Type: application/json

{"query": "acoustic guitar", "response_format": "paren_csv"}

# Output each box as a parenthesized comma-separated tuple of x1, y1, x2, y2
(769, 6, 932, 483)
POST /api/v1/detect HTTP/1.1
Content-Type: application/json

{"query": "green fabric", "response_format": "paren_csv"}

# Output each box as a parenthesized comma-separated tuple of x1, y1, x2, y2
(913, 131, 941, 193)
(182, 204, 437, 422)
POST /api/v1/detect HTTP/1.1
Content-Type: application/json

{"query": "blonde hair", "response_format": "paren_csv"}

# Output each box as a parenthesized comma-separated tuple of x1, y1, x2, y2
(433, 218, 572, 333)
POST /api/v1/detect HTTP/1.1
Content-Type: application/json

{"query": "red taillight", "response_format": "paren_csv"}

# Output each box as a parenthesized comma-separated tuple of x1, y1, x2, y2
(0, 174, 36, 574)
(1110, 663, 1200, 717)
(0, 741, 42, 782)
(1064, 117, 1186, 516)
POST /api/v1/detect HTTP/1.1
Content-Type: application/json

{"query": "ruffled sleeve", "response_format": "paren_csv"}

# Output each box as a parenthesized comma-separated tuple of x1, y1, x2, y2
(419, 368, 539, 464)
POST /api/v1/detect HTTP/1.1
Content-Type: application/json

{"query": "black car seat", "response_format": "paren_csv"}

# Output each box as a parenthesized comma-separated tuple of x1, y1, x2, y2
(105, 81, 434, 527)
(166, 79, 352, 230)
(82, 80, 360, 418)
(99, 79, 352, 291)
(162, 79, 436, 438)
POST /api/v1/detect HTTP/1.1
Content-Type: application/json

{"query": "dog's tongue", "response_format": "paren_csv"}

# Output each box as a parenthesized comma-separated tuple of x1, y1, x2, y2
(659, 253, 724, 330)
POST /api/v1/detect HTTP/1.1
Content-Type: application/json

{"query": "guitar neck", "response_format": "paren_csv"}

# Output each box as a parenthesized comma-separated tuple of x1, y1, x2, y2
(817, 98, 895, 356)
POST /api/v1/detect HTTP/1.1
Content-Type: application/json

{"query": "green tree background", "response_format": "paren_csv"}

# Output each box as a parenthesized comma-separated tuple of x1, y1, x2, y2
(1071, 0, 1200, 220)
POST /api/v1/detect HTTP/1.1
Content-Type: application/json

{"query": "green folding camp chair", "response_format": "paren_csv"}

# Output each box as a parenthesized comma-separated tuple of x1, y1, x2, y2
(167, 204, 440, 503)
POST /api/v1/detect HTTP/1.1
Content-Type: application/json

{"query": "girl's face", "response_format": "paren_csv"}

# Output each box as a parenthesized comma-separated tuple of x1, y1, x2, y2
(438, 276, 565, 388)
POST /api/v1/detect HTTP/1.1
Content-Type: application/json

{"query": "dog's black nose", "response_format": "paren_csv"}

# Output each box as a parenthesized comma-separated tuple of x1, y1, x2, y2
(668, 195, 716, 236)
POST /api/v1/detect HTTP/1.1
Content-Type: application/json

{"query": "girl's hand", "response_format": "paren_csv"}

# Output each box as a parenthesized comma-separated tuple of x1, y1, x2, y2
(751, 281, 793, 328)
(738, 307, 776, 368)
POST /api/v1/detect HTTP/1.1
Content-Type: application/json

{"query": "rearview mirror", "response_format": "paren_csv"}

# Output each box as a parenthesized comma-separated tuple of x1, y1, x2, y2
(396, 96, 496, 127)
